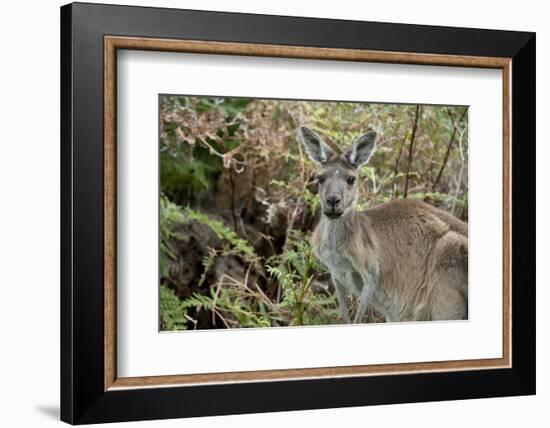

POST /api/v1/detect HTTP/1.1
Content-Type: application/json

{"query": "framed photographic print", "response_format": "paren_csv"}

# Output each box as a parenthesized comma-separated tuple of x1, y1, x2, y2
(60, 2, 536, 424)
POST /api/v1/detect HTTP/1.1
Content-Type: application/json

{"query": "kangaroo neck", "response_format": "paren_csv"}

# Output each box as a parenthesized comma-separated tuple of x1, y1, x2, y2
(319, 209, 358, 245)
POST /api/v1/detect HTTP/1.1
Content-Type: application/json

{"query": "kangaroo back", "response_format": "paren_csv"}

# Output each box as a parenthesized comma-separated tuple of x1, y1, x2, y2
(363, 199, 468, 321)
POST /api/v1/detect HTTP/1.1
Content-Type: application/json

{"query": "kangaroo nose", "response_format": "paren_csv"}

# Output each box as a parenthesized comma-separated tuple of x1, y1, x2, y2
(326, 196, 341, 207)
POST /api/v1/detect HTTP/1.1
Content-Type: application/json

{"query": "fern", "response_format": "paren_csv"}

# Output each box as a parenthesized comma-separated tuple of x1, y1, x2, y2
(160, 195, 189, 277)
(198, 248, 218, 288)
(161, 199, 338, 329)
(266, 230, 335, 326)
(160, 285, 189, 331)
(184, 207, 256, 259)
(180, 292, 215, 311)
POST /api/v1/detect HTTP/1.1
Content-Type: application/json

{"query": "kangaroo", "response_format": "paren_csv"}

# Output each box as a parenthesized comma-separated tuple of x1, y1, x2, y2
(300, 126, 468, 324)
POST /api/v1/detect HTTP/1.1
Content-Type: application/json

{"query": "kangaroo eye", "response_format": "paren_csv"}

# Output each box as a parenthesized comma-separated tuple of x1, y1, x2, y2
(346, 176, 356, 185)
(318, 175, 326, 184)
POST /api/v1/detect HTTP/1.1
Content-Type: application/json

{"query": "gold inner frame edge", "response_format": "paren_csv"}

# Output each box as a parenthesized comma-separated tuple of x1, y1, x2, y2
(104, 36, 512, 391)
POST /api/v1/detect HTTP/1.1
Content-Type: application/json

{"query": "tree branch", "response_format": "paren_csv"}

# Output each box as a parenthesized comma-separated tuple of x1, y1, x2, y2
(391, 128, 408, 198)
(403, 105, 421, 198)
(451, 127, 467, 215)
(432, 107, 467, 191)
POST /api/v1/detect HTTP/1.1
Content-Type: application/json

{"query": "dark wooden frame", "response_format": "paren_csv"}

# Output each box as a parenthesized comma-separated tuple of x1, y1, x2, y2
(104, 37, 513, 389)
(61, 2, 536, 424)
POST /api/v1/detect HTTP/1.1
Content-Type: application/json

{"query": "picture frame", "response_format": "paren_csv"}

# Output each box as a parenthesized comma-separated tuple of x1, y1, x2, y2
(60, 2, 535, 424)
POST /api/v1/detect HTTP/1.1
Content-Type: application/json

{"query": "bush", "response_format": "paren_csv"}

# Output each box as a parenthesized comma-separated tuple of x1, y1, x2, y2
(159, 95, 468, 329)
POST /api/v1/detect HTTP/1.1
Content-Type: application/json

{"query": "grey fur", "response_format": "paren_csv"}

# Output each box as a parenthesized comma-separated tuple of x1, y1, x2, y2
(348, 131, 376, 167)
(301, 127, 468, 324)
(300, 126, 334, 165)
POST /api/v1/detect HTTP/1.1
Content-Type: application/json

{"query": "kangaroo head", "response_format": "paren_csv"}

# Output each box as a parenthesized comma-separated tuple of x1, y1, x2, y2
(300, 126, 377, 220)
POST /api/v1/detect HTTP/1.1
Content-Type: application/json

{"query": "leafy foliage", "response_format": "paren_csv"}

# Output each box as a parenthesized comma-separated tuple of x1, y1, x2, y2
(159, 195, 188, 277)
(184, 208, 256, 260)
(158, 95, 468, 330)
(160, 285, 189, 331)
(266, 230, 337, 326)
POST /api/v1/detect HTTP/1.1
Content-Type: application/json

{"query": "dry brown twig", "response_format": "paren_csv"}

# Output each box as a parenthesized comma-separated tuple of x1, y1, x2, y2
(403, 105, 422, 197)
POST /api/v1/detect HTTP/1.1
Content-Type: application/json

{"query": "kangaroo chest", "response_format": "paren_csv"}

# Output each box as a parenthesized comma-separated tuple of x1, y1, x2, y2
(316, 244, 364, 295)
(315, 233, 394, 317)
(318, 247, 354, 273)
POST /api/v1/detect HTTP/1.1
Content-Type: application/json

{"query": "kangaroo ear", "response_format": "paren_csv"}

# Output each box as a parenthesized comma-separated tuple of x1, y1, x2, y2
(300, 127, 334, 165)
(347, 131, 377, 168)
